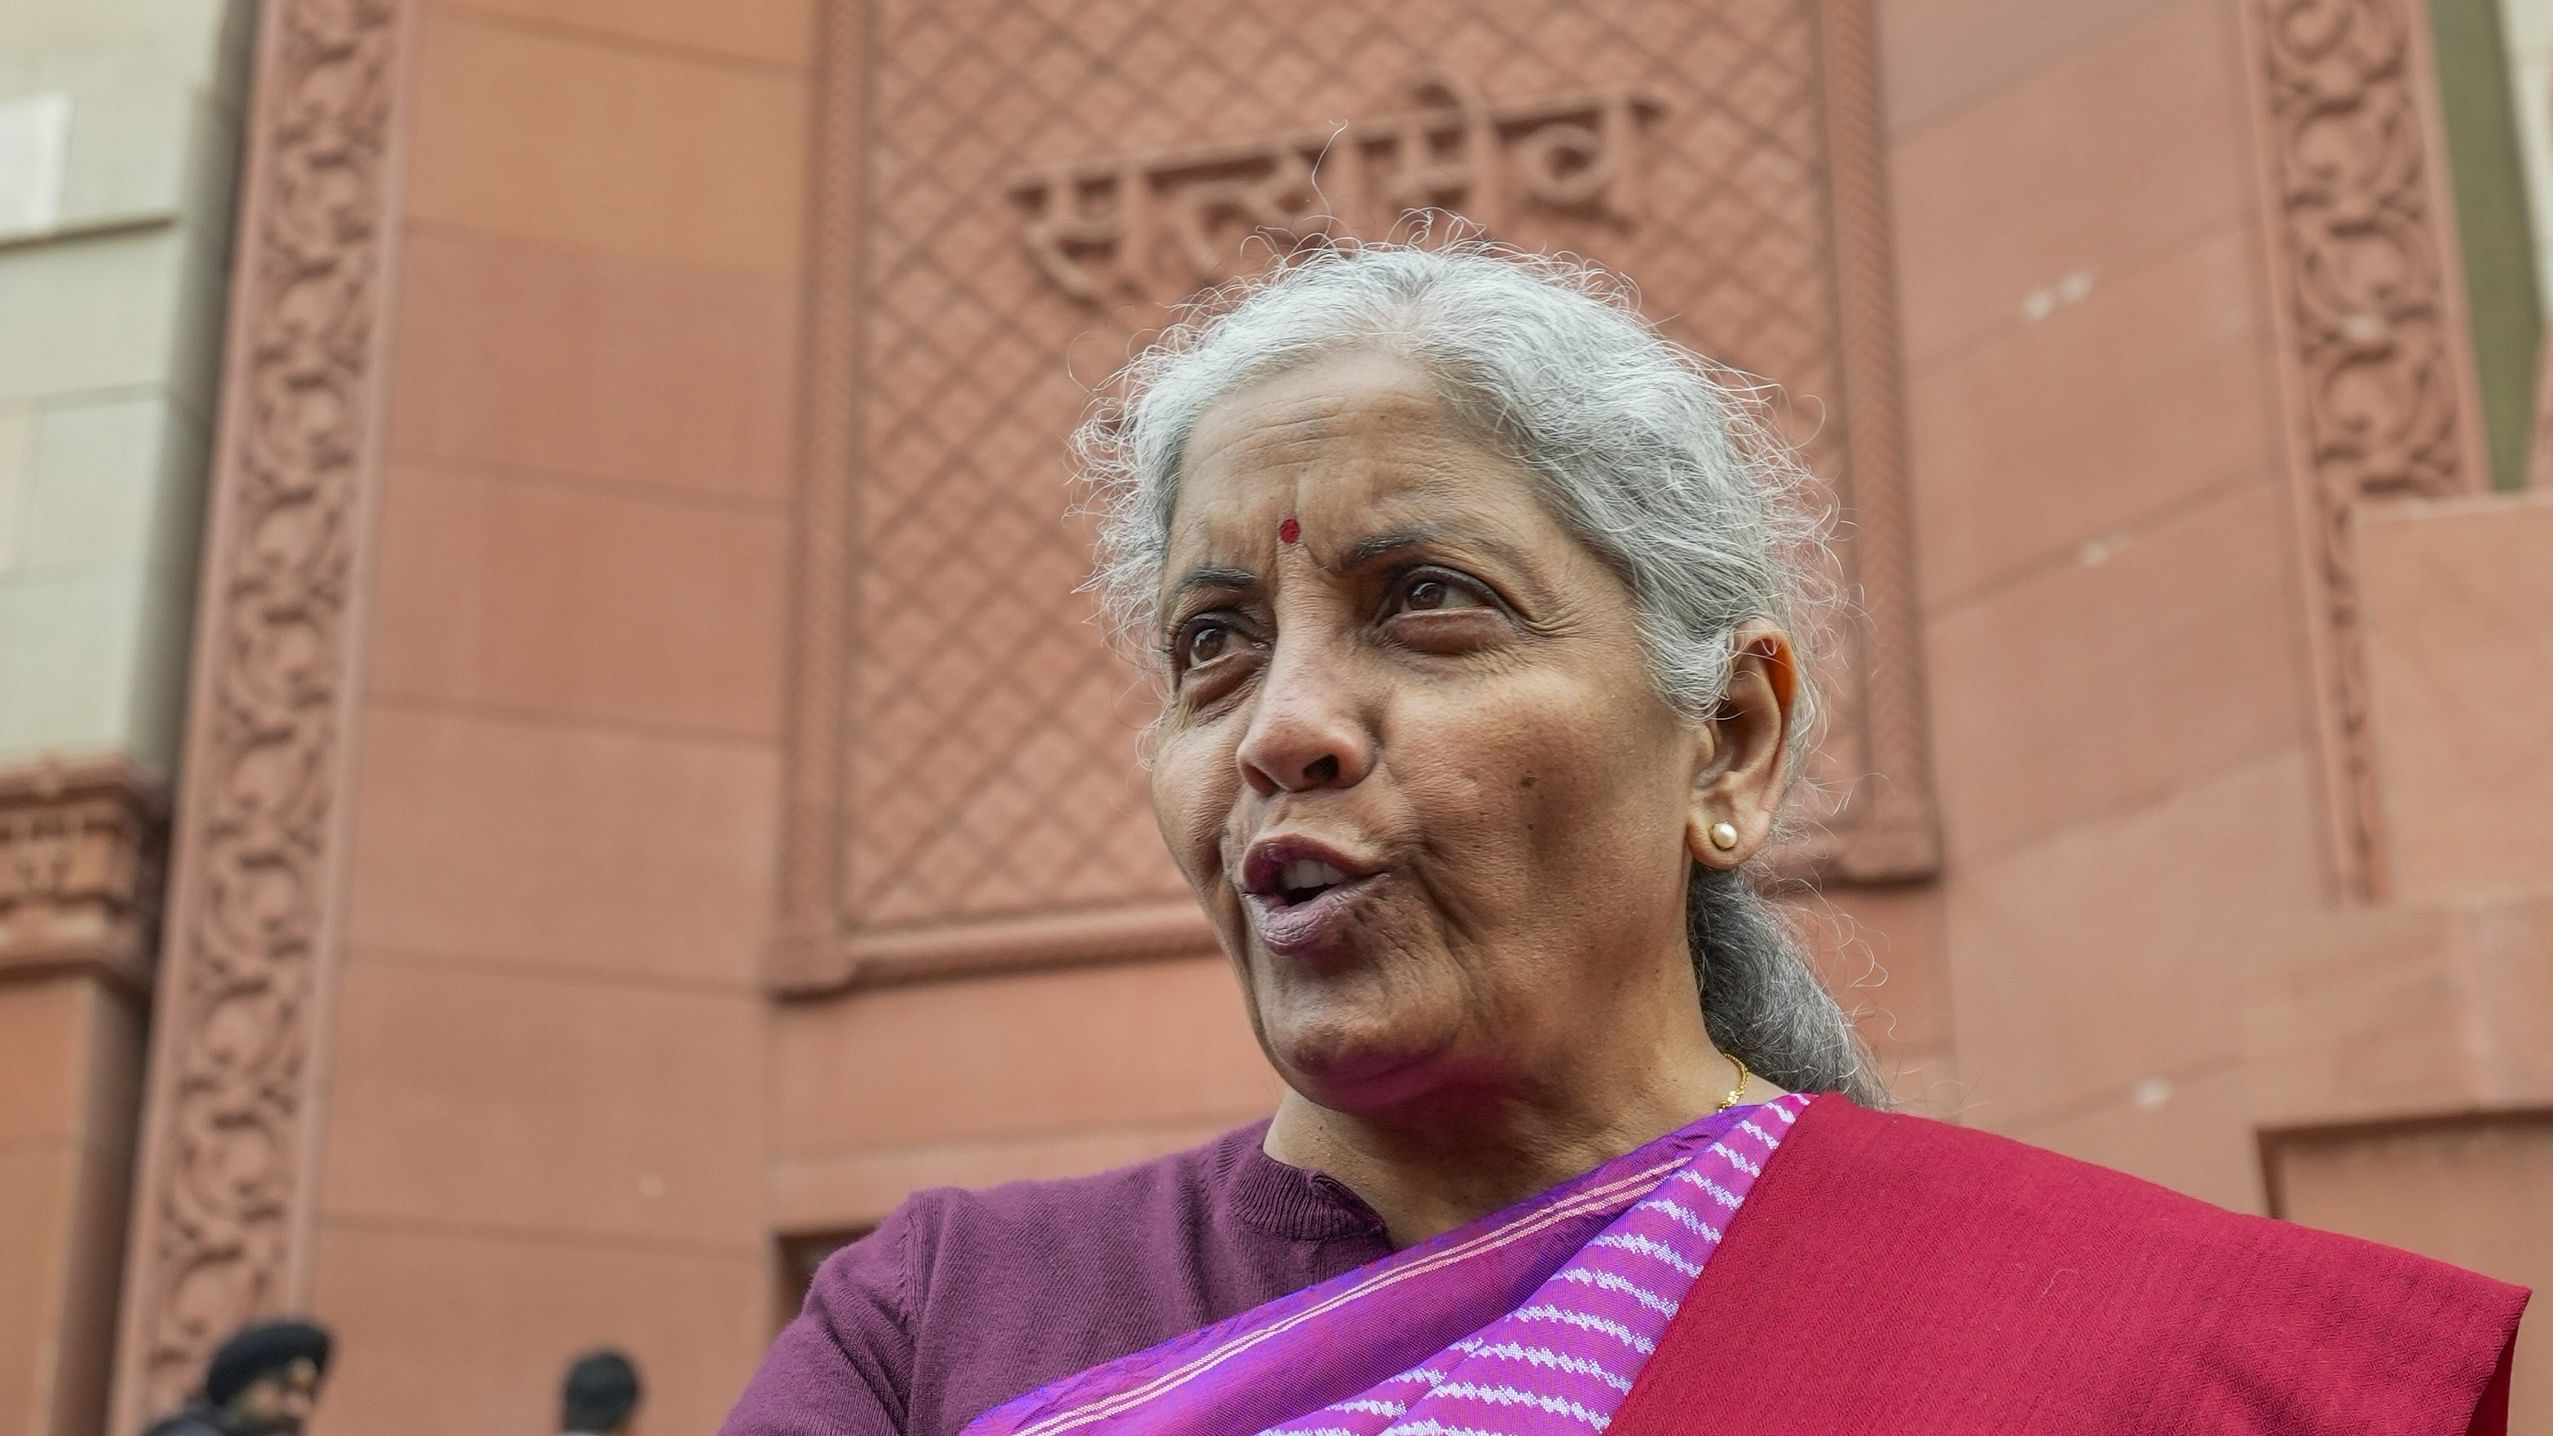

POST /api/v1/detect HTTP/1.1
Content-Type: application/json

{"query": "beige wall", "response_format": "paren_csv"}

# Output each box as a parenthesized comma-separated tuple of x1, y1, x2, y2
(2506, 0, 2553, 299)
(0, 5, 248, 1434)
(0, 0, 249, 777)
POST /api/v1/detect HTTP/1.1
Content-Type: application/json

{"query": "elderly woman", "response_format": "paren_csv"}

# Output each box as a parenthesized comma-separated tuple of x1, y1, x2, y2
(727, 248, 2525, 1434)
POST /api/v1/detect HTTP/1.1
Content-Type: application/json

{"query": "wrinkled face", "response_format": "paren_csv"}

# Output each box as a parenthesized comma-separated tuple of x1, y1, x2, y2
(226, 1360, 322, 1436)
(1149, 349, 1711, 1114)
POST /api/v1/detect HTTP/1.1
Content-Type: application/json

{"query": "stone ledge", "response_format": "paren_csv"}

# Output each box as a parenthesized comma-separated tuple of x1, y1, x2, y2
(2243, 897, 2553, 1132)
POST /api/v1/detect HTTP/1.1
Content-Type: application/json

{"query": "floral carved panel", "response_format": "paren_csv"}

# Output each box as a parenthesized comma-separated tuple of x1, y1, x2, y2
(774, 0, 1935, 992)
(2238, 0, 2493, 897)
(113, 0, 413, 1423)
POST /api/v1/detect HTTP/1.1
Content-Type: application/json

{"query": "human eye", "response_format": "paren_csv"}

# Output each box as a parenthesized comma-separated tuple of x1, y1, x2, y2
(1168, 612, 1260, 696)
(1177, 617, 1236, 671)
(1383, 566, 1495, 617)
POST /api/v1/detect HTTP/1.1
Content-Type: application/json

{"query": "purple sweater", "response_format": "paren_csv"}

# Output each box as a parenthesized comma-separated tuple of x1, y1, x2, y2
(723, 1122, 1392, 1435)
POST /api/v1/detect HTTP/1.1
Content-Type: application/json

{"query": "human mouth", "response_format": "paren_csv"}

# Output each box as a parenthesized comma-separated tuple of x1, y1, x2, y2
(1237, 836, 1384, 958)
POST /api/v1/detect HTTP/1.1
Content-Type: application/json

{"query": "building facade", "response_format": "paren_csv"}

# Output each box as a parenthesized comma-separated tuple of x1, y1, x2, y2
(0, 3, 252, 1432)
(3, 0, 2551, 1432)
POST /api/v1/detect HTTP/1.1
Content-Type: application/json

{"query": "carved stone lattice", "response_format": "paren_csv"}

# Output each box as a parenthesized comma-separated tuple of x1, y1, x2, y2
(777, 0, 1933, 990)
(0, 755, 167, 997)
(113, 0, 411, 1422)
(2239, 0, 2493, 896)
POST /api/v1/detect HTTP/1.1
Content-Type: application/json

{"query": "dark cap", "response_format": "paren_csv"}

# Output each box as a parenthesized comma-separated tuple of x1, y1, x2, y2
(204, 1319, 332, 1406)
(562, 1348, 642, 1432)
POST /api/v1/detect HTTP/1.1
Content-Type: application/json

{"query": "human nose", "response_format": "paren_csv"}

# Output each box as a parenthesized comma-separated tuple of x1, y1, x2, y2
(1234, 634, 1374, 797)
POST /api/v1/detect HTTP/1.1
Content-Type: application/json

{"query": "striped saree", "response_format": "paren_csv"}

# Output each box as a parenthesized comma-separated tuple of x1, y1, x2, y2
(960, 1095, 1812, 1436)
(957, 1091, 2529, 1435)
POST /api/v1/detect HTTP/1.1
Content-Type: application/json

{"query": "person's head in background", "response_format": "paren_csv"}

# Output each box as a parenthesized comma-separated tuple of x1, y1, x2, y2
(560, 1350, 642, 1436)
(204, 1319, 331, 1435)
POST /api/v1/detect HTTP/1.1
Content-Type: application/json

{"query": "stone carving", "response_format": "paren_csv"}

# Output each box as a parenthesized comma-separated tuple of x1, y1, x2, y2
(1011, 76, 1665, 304)
(2240, 0, 2492, 895)
(0, 755, 167, 997)
(113, 0, 411, 1422)
(774, 0, 1934, 992)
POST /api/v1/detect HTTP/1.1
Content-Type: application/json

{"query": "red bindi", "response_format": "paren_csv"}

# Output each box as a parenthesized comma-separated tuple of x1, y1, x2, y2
(1278, 516, 1301, 544)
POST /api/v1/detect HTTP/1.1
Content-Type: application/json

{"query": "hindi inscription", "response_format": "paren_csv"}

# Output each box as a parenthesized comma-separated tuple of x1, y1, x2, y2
(1012, 76, 1665, 303)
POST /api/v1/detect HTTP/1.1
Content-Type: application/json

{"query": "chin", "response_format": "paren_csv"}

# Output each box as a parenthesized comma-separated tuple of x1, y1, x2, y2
(1264, 1004, 1463, 1113)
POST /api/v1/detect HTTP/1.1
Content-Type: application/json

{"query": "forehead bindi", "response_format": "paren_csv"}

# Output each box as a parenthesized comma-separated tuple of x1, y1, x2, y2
(1162, 355, 1562, 595)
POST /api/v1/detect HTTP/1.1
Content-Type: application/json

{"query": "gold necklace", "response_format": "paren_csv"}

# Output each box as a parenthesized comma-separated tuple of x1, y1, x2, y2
(1714, 1053, 1751, 1113)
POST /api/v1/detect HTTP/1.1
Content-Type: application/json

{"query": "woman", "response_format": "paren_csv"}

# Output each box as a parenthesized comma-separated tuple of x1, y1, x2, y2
(727, 247, 2526, 1433)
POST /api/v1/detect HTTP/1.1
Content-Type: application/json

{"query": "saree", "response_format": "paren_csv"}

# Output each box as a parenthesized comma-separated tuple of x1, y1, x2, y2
(958, 1095, 2527, 1435)
(960, 1095, 1814, 1435)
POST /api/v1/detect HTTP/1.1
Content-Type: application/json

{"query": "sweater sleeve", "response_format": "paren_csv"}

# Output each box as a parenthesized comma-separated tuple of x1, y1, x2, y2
(722, 1200, 921, 1436)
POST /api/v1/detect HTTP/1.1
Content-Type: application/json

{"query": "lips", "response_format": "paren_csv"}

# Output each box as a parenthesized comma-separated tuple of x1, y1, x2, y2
(1237, 835, 1383, 958)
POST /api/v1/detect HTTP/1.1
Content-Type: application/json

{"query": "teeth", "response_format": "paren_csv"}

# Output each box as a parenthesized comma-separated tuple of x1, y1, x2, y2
(1279, 858, 1345, 891)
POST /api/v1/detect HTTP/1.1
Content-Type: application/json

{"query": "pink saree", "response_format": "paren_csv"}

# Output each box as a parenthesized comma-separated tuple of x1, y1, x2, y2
(959, 1095, 1811, 1436)
(955, 1094, 2528, 1434)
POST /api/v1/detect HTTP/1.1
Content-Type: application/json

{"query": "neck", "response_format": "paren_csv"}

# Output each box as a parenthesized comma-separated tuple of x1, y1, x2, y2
(1263, 1033, 1763, 1248)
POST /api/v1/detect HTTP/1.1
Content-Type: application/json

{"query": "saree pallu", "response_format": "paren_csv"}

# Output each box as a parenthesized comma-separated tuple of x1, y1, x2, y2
(961, 1095, 1812, 1436)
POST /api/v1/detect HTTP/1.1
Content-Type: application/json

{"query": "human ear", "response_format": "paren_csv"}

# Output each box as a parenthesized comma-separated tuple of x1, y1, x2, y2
(1684, 621, 1799, 867)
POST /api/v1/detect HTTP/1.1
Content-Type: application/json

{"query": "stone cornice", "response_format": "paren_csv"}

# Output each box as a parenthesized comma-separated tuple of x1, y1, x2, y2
(0, 753, 168, 1000)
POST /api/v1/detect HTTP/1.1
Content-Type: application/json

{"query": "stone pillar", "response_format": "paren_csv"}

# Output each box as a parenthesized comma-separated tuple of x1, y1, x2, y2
(0, 759, 161, 1436)
(120, 0, 803, 1427)
(107, 0, 413, 1424)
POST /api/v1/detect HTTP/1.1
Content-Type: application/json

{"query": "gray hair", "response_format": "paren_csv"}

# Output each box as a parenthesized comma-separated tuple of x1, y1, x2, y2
(1079, 243, 1882, 1105)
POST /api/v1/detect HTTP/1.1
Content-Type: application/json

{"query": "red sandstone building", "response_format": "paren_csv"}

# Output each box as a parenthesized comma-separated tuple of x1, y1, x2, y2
(3, 0, 2551, 1432)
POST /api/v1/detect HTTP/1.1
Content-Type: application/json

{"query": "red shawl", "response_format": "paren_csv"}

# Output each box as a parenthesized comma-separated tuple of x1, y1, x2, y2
(1615, 1097, 2528, 1434)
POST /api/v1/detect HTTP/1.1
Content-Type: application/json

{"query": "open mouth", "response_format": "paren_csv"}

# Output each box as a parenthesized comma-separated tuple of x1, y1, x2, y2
(1237, 838, 1382, 955)
(1240, 837, 1377, 903)
(1269, 857, 1351, 906)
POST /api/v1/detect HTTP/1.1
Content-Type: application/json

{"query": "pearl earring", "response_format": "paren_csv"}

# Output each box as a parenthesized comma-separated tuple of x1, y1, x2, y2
(1708, 821, 1740, 852)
